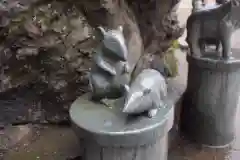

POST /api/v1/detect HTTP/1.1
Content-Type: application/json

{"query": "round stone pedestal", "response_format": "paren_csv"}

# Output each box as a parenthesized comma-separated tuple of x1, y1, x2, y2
(70, 94, 174, 160)
(180, 53, 240, 148)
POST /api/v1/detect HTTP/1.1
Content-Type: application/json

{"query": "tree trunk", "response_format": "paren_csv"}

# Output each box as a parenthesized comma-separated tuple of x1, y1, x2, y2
(0, 0, 183, 125)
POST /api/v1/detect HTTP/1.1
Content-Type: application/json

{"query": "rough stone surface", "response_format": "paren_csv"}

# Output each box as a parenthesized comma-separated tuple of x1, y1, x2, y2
(0, 0, 183, 125)
(2, 126, 81, 160)
(0, 125, 32, 155)
(181, 53, 240, 147)
(81, 136, 168, 160)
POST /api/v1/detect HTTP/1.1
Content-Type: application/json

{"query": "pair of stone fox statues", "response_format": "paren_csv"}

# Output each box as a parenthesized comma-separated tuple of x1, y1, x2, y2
(88, 0, 240, 118)
(89, 26, 168, 118)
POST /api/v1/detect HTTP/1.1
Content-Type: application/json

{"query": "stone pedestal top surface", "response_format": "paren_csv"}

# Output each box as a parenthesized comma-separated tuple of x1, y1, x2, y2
(69, 94, 174, 146)
(187, 51, 240, 71)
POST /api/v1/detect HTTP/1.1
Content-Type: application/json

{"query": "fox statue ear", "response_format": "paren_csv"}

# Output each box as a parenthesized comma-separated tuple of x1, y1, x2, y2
(118, 25, 123, 32)
(232, 0, 240, 6)
(95, 26, 106, 41)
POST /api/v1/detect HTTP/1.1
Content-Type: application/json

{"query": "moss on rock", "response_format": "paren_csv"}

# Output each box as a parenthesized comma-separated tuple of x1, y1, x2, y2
(163, 40, 180, 77)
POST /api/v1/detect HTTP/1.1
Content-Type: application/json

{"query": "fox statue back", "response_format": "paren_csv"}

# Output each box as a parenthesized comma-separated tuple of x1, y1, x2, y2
(89, 26, 130, 101)
(123, 69, 168, 118)
(186, 0, 240, 59)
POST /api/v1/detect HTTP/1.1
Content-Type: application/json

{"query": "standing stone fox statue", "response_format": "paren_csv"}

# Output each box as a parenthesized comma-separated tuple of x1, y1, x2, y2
(186, 0, 240, 59)
(89, 26, 130, 101)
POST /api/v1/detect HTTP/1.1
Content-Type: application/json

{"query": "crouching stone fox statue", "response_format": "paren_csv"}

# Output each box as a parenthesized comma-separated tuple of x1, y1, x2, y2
(186, 0, 240, 59)
(89, 26, 130, 101)
(123, 69, 168, 118)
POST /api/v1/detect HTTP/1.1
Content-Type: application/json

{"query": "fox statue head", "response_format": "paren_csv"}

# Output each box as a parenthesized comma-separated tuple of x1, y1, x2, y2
(95, 26, 128, 62)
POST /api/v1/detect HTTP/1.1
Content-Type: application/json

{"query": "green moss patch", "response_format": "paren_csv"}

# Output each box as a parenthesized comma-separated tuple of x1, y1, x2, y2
(163, 40, 179, 77)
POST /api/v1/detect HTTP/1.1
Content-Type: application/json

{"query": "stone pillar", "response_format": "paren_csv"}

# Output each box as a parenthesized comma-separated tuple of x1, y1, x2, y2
(70, 94, 174, 160)
(180, 53, 240, 148)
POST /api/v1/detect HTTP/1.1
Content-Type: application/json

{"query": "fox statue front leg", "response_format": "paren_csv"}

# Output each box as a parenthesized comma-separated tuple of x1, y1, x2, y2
(220, 21, 233, 59)
(187, 22, 202, 58)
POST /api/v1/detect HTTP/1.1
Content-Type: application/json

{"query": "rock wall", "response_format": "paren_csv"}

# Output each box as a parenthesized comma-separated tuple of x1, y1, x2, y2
(0, 0, 183, 125)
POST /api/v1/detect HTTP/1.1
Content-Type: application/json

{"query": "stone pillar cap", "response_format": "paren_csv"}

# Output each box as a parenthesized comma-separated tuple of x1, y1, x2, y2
(69, 94, 174, 147)
(187, 51, 240, 71)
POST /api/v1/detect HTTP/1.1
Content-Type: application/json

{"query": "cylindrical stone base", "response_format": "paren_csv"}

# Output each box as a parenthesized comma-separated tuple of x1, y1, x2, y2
(70, 94, 174, 160)
(79, 134, 168, 160)
(180, 54, 240, 148)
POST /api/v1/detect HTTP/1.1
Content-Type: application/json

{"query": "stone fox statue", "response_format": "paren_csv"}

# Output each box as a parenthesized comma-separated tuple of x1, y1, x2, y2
(122, 69, 168, 118)
(186, 0, 240, 59)
(89, 26, 130, 101)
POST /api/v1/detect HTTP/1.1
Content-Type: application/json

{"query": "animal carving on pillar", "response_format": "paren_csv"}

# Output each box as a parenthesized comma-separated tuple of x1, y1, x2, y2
(89, 26, 169, 119)
(122, 69, 168, 118)
(186, 0, 240, 59)
(89, 26, 130, 102)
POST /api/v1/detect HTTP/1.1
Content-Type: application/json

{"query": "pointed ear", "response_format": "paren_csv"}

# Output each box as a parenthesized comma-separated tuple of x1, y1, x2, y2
(95, 26, 106, 41)
(232, 0, 239, 6)
(118, 25, 123, 32)
(143, 88, 151, 95)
